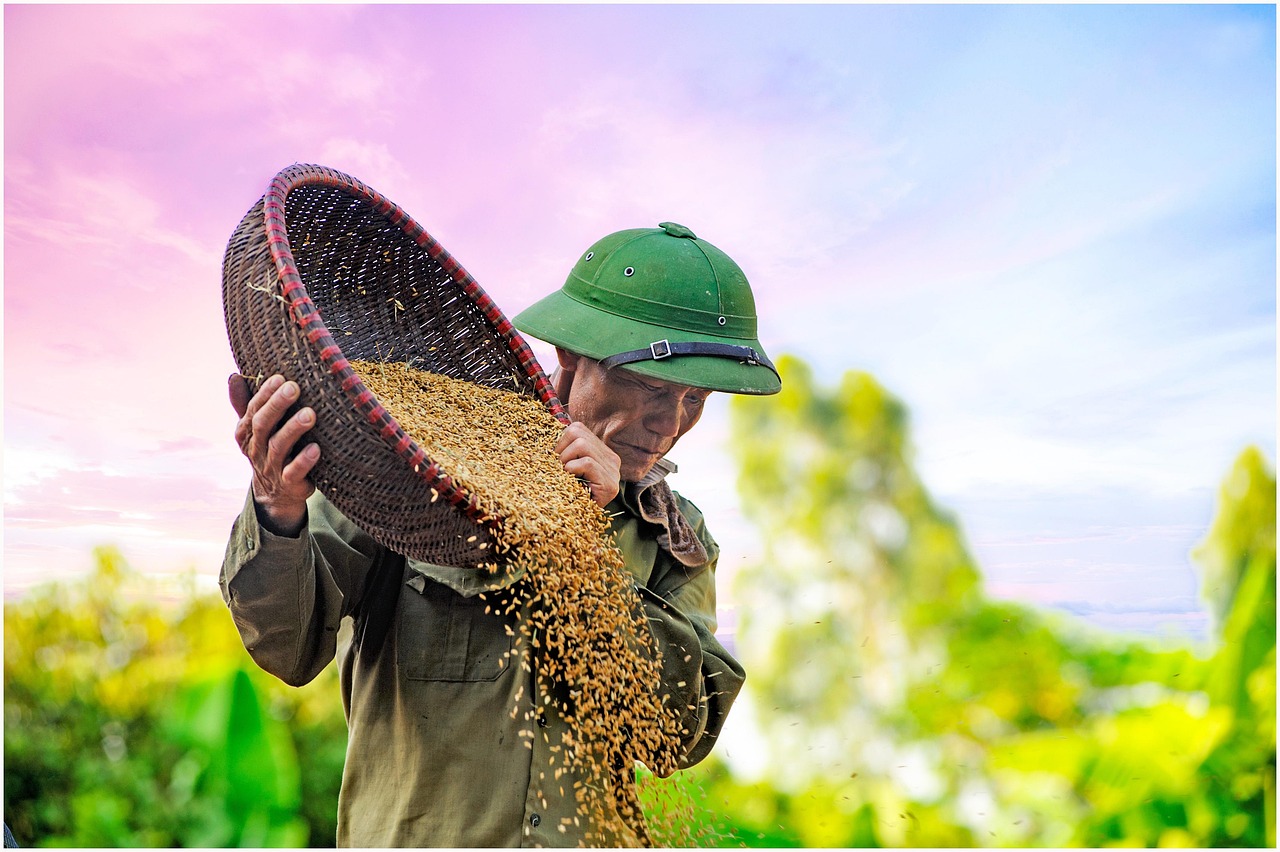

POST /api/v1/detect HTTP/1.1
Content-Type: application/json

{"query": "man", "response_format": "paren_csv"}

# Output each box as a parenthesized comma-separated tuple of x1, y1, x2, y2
(220, 221, 780, 846)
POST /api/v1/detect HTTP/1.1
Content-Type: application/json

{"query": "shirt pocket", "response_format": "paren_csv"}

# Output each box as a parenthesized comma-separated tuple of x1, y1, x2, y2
(397, 578, 514, 682)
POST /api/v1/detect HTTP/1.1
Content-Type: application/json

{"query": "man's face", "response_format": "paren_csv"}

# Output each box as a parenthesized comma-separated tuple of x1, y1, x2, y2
(556, 350, 711, 482)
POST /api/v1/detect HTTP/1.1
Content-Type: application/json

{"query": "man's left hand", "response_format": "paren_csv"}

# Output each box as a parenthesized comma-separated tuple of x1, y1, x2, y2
(556, 422, 621, 507)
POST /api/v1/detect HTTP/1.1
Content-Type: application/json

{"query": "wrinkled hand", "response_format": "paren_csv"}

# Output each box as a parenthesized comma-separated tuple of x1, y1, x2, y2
(555, 422, 621, 508)
(229, 373, 319, 536)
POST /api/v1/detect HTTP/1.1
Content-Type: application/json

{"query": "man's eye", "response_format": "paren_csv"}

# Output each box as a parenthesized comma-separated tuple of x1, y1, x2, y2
(620, 374, 657, 392)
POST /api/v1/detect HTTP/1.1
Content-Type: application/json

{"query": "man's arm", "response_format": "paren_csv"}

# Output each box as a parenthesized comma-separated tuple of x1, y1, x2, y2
(220, 488, 384, 686)
(639, 560, 746, 772)
(222, 374, 380, 685)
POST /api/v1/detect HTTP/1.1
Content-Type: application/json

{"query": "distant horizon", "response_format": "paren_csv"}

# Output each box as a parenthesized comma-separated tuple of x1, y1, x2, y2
(4, 4, 1275, 647)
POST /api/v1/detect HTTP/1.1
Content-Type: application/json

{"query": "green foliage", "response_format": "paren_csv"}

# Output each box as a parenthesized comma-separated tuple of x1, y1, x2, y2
(4, 547, 346, 847)
(1193, 447, 1276, 629)
(1191, 448, 1277, 847)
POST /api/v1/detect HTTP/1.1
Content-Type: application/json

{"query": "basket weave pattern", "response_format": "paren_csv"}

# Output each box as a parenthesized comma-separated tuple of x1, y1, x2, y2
(223, 164, 566, 567)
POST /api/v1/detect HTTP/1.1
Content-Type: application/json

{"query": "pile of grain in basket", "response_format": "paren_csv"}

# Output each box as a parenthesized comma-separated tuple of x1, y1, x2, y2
(350, 359, 689, 845)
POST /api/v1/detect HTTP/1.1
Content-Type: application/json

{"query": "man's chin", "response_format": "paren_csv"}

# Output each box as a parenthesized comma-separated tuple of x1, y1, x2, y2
(614, 446, 661, 482)
(620, 459, 659, 483)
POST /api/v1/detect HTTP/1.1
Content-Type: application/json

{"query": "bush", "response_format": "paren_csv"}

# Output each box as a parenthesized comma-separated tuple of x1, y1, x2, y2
(4, 548, 345, 847)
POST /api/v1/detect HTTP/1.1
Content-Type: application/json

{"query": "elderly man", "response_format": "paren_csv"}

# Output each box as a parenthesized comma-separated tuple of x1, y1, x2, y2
(220, 221, 779, 847)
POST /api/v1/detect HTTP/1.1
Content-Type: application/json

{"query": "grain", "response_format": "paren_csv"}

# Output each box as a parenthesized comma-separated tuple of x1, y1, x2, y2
(349, 360, 686, 846)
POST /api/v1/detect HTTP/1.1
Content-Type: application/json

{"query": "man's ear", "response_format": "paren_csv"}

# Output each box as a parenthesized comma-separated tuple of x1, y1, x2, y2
(552, 348, 580, 404)
(555, 347, 583, 372)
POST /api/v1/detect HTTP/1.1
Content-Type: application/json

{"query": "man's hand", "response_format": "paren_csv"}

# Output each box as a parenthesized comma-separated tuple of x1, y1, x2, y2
(555, 422, 621, 508)
(229, 373, 319, 536)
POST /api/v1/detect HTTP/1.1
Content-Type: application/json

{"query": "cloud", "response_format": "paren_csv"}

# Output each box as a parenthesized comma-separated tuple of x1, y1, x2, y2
(5, 164, 220, 272)
(4, 529, 231, 597)
(316, 140, 412, 196)
(533, 78, 910, 269)
(1042, 604, 1213, 642)
(5, 465, 238, 527)
(2, 445, 79, 496)
(157, 436, 219, 454)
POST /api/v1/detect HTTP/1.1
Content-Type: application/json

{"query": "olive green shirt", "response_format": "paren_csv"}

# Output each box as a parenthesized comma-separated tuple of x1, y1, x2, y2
(219, 481, 744, 847)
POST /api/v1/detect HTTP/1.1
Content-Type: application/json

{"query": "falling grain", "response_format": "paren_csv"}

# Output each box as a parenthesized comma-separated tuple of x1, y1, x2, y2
(349, 360, 686, 846)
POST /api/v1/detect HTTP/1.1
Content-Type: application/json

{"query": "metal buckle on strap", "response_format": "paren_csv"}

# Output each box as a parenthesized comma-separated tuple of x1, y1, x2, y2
(650, 339, 672, 360)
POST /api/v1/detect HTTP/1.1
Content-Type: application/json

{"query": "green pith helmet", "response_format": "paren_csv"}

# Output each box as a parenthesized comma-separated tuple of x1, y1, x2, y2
(513, 222, 781, 395)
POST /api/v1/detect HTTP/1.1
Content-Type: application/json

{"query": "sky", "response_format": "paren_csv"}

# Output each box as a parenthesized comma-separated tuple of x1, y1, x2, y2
(3, 4, 1275, 646)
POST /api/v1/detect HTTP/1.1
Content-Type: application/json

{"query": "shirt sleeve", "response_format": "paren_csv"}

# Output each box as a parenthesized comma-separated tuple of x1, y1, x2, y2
(219, 489, 383, 686)
(637, 566, 746, 772)
(638, 495, 746, 773)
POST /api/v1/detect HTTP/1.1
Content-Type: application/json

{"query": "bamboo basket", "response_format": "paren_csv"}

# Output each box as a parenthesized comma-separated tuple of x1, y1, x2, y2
(222, 163, 566, 566)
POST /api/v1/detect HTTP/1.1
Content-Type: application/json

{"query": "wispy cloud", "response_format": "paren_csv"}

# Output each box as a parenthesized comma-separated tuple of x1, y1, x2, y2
(5, 466, 241, 536)
(316, 140, 412, 197)
(6, 164, 220, 271)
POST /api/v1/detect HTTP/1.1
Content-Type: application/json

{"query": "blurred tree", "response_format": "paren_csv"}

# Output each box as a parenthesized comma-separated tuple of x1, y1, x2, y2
(728, 355, 1274, 847)
(1190, 446, 1276, 845)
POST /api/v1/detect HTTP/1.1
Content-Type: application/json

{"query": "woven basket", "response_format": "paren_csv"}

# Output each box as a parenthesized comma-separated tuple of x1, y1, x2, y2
(223, 163, 567, 567)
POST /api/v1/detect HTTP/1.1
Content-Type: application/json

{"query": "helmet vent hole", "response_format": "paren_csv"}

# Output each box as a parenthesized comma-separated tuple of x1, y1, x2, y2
(584, 251, 594, 261)
(718, 316, 727, 326)
(624, 267, 635, 277)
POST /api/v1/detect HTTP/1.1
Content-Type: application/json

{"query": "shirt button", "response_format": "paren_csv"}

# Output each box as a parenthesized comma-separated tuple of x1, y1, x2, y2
(537, 715, 549, 728)
(529, 814, 541, 828)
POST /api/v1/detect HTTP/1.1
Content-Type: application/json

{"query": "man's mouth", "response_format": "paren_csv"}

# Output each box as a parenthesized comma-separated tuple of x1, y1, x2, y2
(616, 442, 664, 459)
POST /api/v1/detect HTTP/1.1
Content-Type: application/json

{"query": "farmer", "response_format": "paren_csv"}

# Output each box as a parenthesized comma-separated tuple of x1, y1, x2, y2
(220, 222, 780, 847)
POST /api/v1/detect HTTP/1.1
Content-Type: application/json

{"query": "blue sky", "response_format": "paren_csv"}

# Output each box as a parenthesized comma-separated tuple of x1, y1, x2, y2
(4, 4, 1275, 644)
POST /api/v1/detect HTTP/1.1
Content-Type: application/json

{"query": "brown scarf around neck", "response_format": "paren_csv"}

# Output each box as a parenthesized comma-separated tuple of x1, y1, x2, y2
(624, 462, 709, 568)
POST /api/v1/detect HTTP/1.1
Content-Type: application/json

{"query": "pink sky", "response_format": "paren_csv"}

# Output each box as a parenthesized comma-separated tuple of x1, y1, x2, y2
(3, 4, 815, 592)
(5, 5, 1274, 639)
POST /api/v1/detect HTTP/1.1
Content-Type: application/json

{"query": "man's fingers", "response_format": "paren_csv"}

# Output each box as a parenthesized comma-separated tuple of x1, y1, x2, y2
(243, 374, 285, 420)
(557, 430, 620, 470)
(554, 422, 582, 454)
(563, 457, 618, 507)
(233, 378, 317, 501)
(250, 378, 301, 452)
(232, 373, 319, 532)
(554, 422, 599, 455)
(280, 443, 321, 490)
(556, 423, 621, 507)
(265, 407, 316, 469)
(562, 455, 604, 482)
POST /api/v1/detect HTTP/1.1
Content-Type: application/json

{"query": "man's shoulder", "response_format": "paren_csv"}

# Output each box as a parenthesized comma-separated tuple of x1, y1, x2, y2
(668, 488, 705, 526)
(668, 488, 720, 559)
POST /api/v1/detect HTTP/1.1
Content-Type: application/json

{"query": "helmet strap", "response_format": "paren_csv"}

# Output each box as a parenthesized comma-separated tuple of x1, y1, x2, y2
(599, 339, 781, 382)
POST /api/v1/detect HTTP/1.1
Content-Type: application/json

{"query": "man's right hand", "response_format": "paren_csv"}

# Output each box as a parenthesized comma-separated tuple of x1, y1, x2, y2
(230, 373, 319, 537)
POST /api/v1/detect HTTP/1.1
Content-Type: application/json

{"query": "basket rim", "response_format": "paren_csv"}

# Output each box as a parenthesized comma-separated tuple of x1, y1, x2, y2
(260, 162, 568, 528)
